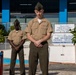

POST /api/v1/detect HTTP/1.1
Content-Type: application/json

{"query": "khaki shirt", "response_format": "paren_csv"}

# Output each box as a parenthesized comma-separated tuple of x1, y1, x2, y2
(8, 30, 26, 45)
(25, 18, 53, 40)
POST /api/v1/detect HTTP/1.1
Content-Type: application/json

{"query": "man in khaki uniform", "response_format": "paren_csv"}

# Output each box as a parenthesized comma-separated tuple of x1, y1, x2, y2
(8, 19, 26, 75)
(25, 2, 53, 75)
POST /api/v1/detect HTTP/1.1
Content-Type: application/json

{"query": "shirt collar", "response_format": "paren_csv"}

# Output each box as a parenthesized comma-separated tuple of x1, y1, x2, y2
(14, 29, 20, 32)
(34, 17, 46, 22)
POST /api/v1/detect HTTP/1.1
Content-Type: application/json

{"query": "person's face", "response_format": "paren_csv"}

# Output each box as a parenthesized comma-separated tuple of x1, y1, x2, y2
(14, 25, 20, 30)
(34, 9, 44, 19)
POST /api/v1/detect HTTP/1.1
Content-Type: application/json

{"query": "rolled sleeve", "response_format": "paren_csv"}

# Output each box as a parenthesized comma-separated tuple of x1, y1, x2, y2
(25, 20, 33, 34)
(25, 27, 31, 33)
(22, 31, 27, 40)
(47, 22, 53, 33)
(7, 31, 12, 40)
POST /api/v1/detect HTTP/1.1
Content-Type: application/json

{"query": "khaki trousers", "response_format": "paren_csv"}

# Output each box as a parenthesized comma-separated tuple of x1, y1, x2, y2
(29, 42, 48, 75)
(9, 46, 25, 75)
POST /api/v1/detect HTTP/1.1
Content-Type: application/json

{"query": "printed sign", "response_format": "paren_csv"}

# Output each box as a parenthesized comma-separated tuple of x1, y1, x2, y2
(52, 33, 73, 45)
(55, 24, 75, 32)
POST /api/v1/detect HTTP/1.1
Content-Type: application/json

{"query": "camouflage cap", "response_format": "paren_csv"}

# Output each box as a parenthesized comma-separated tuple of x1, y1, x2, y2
(35, 2, 43, 11)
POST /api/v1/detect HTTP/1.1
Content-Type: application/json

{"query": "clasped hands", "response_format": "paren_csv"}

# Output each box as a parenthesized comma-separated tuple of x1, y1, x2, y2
(34, 40, 43, 47)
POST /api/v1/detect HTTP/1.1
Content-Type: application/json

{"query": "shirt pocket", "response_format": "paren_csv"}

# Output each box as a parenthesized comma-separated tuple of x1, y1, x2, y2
(31, 25, 38, 34)
(18, 32, 23, 39)
(12, 33, 16, 38)
(41, 25, 47, 35)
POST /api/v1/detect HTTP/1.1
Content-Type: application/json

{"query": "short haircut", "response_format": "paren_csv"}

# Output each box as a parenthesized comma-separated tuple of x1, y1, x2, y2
(35, 2, 43, 11)
(14, 19, 20, 26)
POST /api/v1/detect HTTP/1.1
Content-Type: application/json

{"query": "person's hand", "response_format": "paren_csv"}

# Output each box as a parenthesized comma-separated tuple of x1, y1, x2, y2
(34, 43, 43, 47)
(15, 46, 19, 51)
(34, 40, 43, 47)
(38, 44, 43, 47)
